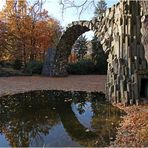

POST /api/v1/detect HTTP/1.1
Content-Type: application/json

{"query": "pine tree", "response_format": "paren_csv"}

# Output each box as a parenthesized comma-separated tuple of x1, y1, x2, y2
(73, 35, 88, 60)
(94, 0, 107, 17)
(91, 35, 107, 74)
(91, 35, 102, 64)
(91, 0, 108, 74)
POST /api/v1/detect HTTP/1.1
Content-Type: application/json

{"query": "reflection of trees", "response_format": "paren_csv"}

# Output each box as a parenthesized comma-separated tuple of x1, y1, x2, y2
(0, 90, 125, 147)
(56, 92, 112, 147)
(68, 92, 125, 147)
(0, 91, 60, 147)
(91, 99, 126, 146)
(72, 92, 87, 115)
(58, 102, 96, 141)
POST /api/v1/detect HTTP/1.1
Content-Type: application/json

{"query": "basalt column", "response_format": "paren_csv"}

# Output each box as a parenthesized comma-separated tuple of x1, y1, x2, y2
(140, 1, 148, 62)
(104, 0, 147, 105)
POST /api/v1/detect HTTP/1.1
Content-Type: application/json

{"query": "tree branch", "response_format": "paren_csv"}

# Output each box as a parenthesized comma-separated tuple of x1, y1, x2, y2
(59, 0, 97, 19)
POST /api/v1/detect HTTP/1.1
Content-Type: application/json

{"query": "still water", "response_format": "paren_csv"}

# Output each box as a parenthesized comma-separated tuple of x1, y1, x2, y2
(0, 90, 125, 147)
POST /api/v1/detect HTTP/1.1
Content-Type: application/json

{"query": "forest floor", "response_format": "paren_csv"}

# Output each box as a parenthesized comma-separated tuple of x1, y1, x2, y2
(111, 103, 148, 147)
(0, 75, 147, 147)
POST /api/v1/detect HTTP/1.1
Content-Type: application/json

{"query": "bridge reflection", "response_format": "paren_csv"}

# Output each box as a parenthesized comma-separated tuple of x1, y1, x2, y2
(0, 90, 125, 147)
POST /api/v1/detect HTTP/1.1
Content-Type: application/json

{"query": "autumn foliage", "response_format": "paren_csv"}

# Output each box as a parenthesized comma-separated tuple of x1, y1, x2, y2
(0, 0, 62, 66)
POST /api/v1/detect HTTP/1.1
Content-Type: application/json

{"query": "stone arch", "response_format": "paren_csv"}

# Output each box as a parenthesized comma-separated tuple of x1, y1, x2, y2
(52, 0, 148, 105)
(53, 21, 99, 76)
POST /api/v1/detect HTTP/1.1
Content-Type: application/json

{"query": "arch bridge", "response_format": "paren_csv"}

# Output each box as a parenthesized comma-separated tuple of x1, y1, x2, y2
(49, 0, 148, 105)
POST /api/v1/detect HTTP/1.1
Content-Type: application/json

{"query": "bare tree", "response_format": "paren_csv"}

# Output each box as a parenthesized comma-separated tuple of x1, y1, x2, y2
(59, 0, 98, 19)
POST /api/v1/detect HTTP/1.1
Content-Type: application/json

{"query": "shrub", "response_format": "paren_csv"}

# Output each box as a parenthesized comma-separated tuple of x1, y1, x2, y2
(94, 56, 107, 74)
(67, 58, 107, 75)
(0, 67, 29, 77)
(0, 61, 4, 67)
(25, 61, 43, 75)
(13, 59, 22, 70)
(67, 59, 95, 75)
(0, 60, 13, 68)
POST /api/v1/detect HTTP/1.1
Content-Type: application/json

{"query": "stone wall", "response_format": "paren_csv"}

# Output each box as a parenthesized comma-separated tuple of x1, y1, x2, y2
(96, 0, 148, 104)
(53, 0, 148, 105)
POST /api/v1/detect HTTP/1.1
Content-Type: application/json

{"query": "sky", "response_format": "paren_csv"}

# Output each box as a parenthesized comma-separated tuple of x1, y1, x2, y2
(43, 0, 119, 26)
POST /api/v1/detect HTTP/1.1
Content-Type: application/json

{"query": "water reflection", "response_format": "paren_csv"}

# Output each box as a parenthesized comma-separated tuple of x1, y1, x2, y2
(0, 90, 125, 147)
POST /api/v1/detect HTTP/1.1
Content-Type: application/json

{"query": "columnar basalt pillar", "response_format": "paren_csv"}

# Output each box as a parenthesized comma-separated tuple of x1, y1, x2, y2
(95, 0, 148, 105)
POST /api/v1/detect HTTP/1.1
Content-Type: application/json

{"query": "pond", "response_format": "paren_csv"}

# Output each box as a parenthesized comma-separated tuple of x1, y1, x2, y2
(0, 90, 125, 147)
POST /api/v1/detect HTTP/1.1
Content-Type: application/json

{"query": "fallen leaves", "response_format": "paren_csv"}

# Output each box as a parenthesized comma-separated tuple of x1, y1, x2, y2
(111, 104, 148, 147)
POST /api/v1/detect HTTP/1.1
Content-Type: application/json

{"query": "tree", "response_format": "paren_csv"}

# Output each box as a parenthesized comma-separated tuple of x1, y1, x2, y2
(91, 0, 107, 74)
(0, 0, 62, 67)
(73, 35, 88, 60)
(94, 0, 107, 17)
(59, 0, 107, 18)
(0, 21, 9, 60)
(91, 35, 101, 64)
(91, 35, 107, 74)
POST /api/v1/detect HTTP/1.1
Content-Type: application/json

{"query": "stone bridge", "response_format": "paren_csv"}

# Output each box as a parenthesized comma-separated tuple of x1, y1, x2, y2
(45, 0, 148, 105)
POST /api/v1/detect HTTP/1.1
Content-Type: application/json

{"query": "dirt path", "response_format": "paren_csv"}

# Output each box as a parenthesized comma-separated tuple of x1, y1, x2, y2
(0, 75, 106, 97)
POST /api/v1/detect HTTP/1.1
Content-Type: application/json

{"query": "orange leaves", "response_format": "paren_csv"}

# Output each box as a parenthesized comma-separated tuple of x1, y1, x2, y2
(68, 53, 78, 63)
(0, 0, 62, 62)
(111, 104, 148, 147)
(34, 17, 61, 53)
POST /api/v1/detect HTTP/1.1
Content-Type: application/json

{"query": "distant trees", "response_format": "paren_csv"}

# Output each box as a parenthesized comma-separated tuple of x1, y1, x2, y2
(74, 35, 88, 60)
(0, 0, 62, 67)
(68, 35, 88, 64)
(59, 0, 107, 18)
(94, 0, 107, 17)
(68, 0, 108, 75)
(0, 20, 9, 60)
(91, 35, 102, 64)
(91, 35, 107, 74)
(91, 0, 107, 74)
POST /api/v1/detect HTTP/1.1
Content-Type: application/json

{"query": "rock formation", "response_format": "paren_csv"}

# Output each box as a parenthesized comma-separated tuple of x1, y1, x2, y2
(52, 0, 148, 105)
